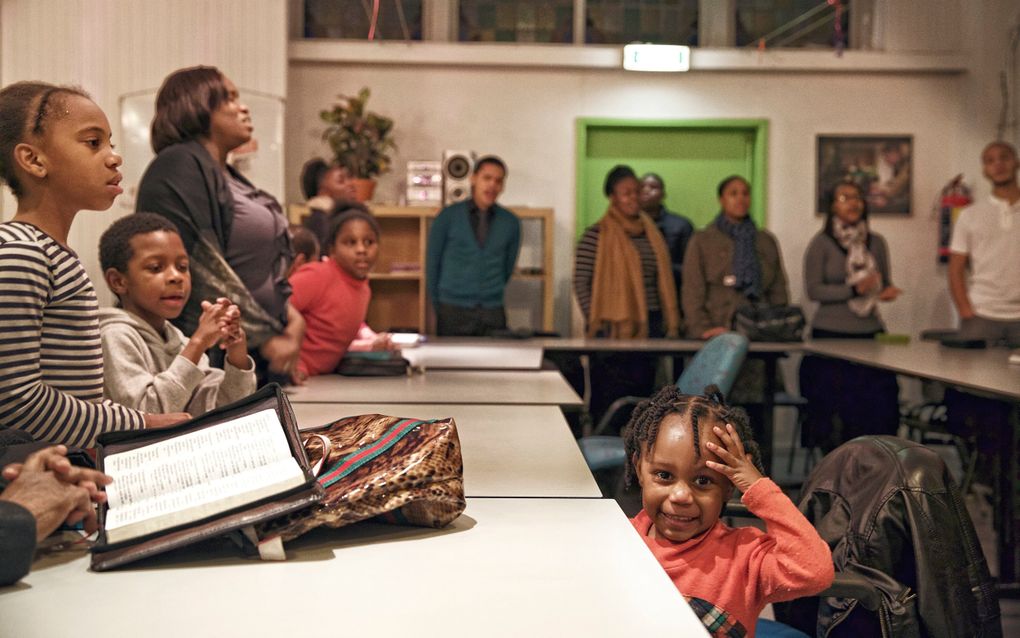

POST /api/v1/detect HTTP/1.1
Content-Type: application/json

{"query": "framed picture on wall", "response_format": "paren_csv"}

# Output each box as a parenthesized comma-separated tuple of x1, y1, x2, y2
(816, 135, 913, 215)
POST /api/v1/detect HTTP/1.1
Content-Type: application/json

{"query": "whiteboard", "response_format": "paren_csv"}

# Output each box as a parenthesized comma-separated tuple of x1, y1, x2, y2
(118, 88, 285, 213)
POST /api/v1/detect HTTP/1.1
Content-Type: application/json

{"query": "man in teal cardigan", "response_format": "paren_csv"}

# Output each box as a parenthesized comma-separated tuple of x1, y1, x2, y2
(426, 156, 521, 336)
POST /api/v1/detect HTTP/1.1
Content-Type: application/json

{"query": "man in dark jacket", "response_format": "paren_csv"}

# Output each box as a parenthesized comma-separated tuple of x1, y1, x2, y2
(639, 173, 694, 301)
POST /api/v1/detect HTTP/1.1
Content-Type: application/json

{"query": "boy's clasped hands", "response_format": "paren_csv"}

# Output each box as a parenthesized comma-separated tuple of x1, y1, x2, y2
(182, 297, 251, 371)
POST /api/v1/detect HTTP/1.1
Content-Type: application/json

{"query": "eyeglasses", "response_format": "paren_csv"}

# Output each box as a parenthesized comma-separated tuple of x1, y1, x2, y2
(836, 194, 863, 203)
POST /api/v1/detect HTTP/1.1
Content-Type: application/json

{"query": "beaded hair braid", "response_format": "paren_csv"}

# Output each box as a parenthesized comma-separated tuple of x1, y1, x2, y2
(621, 384, 764, 487)
(0, 81, 90, 198)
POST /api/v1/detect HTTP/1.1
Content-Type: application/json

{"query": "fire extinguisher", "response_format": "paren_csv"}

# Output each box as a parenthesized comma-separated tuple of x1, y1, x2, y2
(937, 174, 972, 264)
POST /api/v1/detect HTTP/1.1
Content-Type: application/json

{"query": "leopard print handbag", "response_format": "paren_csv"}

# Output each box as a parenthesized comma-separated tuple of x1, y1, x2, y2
(261, 413, 466, 542)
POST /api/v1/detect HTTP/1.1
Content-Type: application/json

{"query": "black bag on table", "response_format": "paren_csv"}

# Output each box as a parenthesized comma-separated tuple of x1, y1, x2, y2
(335, 351, 411, 376)
(733, 304, 806, 342)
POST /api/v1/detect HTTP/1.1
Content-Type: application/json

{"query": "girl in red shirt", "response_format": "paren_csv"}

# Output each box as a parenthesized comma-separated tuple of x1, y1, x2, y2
(289, 208, 393, 380)
(624, 386, 833, 638)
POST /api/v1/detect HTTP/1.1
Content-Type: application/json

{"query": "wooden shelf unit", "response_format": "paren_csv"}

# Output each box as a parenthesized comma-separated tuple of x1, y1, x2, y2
(288, 204, 554, 334)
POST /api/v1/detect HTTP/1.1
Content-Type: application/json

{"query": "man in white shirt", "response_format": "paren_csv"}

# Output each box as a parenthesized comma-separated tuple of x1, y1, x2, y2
(948, 141, 1020, 344)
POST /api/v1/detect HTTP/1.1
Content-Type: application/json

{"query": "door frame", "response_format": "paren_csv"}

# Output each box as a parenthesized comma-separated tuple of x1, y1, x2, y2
(574, 118, 770, 237)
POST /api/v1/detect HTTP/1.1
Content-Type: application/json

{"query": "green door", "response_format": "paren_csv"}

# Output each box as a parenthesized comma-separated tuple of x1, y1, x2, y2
(575, 119, 768, 237)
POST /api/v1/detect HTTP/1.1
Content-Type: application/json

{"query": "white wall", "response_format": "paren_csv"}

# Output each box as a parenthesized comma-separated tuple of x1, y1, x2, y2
(0, 0, 288, 306)
(285, 0, 1020, 337)
(957, 1, 1020, 189)
(1, 0, 1017, 335)
(286, 64, 964, 336)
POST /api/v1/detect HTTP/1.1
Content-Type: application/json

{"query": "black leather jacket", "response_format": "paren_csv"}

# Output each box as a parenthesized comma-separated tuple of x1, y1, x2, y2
(783, 436, 1000, 637)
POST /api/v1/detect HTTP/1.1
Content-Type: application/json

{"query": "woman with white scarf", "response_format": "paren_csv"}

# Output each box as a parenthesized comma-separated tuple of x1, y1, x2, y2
(800, 181, 902, 451)
(805, 181, 900, 336)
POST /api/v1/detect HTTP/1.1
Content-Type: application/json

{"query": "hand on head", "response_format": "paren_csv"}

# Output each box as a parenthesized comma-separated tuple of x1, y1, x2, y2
(704, 424, 765, 493)
(0, 446, 113, 541)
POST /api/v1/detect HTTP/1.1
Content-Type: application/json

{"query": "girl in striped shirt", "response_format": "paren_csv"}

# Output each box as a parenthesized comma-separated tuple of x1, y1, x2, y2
(0, 82, 188, 447)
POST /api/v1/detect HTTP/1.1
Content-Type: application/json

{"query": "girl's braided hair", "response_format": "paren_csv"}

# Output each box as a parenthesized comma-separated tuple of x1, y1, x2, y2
(621, 384, 763, 487)
(0, 81, 90, 198)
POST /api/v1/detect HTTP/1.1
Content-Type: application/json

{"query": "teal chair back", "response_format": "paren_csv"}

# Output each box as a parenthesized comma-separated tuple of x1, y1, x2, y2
(579, 332, 749, 474)
(676, 332, 749, 399)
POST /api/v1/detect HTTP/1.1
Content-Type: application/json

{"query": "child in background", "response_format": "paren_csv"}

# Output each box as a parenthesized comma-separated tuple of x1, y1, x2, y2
(299, 158, 357, 248)
(98, 213, 256, 414)
(624, 385, 833, 638)
(0, 82, 187, 447)
(287, 224, 320, 278)
(289, 207, 394, 381)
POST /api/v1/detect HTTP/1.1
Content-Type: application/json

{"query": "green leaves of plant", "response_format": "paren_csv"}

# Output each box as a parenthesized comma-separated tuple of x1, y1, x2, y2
(320, 87, 397, 179)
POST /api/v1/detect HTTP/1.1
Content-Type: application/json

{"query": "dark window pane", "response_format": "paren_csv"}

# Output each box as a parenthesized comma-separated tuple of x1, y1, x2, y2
(459, 0, 574, 43)
(736, 0, 850, 49)
(304, 0, 423, 41)
(587, 0, 699, 46)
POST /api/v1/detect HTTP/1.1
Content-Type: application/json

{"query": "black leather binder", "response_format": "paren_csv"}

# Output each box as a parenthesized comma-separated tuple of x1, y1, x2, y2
(90, 384, 323, 571)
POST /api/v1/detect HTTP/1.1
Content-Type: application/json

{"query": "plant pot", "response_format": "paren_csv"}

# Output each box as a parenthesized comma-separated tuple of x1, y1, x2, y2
(351, 178, 376, 203)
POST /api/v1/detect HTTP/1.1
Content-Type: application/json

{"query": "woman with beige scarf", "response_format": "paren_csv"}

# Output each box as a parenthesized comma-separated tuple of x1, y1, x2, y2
(572, 165, 680, 430)
(574, 165, 680, 339)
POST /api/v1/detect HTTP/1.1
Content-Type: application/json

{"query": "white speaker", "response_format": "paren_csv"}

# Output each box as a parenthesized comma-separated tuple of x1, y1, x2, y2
(442, 150, 475, 205)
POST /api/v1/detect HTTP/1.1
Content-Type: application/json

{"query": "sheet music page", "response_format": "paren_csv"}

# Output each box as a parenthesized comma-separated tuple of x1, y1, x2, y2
(103, 409, 306, 543)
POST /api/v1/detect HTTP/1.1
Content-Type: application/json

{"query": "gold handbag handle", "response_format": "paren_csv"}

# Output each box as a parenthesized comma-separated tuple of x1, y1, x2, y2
(308, 433, 332, 477)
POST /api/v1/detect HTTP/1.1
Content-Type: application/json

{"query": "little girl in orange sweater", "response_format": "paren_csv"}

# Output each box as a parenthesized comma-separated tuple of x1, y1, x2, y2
(624, 385, 834, 638)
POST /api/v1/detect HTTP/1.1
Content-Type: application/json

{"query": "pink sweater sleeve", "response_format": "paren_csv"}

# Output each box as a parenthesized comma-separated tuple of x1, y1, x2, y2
(347, 323, 378, 352)
(742, 478, 835, 604)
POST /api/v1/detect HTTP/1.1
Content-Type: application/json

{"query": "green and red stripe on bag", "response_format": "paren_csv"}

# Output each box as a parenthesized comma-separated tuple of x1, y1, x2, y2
(260, 413, 466, 541)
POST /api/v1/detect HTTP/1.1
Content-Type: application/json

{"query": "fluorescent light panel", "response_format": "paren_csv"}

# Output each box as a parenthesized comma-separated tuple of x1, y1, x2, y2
(623, 44, 691, 73)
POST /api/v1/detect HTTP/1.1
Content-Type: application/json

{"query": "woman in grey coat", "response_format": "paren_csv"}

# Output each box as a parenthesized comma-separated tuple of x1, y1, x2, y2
(804, 181, 901, 337)
(800, 180, 902, 451)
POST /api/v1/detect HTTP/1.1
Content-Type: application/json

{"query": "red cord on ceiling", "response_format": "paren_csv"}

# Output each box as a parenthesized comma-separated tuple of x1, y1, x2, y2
(368, 0, 381, 40)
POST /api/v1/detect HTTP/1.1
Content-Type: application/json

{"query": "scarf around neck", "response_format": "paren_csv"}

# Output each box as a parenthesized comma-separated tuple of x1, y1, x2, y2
(586, 205, 680, 338)
(832, 218, 879, 318)
(714, 213, 762, 300)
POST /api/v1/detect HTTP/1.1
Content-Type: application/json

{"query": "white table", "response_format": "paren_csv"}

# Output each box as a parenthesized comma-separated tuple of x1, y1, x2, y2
(292, 403, 600, 498)
(0, 499, 706, 638)
(804, 339, 1020, 400)
(804, 338, 1020, 582)
(286, 370, 582, 406)
(400, 342, 543, 370)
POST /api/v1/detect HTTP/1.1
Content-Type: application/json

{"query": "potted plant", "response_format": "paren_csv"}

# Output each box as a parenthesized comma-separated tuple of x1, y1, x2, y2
(320, 87, 397, 202)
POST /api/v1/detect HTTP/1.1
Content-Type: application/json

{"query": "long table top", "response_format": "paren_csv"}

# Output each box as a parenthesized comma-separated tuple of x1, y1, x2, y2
(428, 336, 796, 356)
(0, 498, 706, 637)
(804, 339, 1020, 401)
(535, 337, 794, 355)
(401, 342, 544, 369)
(286, 370, 583, 406)
(292, 403, 600, 498)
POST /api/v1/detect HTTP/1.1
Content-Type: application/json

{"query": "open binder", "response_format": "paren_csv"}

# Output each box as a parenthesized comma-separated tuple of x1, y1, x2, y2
(90, 384, 323, 571)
